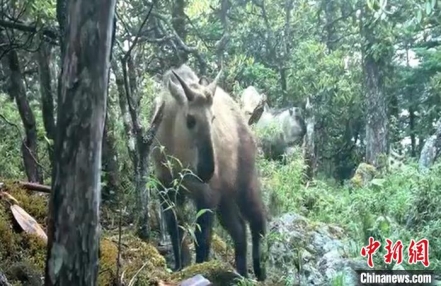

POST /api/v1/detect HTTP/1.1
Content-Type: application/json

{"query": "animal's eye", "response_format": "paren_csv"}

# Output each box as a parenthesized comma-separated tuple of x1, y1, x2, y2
(187, 115, 196, 129)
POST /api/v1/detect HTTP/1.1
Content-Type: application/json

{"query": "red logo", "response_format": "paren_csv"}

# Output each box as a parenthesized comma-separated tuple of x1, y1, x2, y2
(361, 237, 430, 268)
(384, 239, 403, 265)
(360, 237, 381, 268)
(408, 238, 430, 267)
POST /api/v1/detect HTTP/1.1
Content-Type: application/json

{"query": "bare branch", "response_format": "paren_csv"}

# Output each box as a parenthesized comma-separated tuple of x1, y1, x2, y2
(123, 3, 154, 62)
(0, 113, 22, 135)
(0, 19, 58, 43)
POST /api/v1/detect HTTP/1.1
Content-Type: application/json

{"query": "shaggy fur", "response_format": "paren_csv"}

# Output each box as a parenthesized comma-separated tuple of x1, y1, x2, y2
(150, 64, 267, 281)
(241, 86, 306, 161)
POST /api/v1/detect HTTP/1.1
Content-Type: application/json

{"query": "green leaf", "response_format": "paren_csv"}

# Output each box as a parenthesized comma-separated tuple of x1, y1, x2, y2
(367, 0, 374, 11)
(426, 1, 432, 15)
(196, 208, 211, 219)
(432, 0, 437, 8)
(371, 178, 386, 187)
(416, 9, 423, 23)
(44, 136, 54, 146)
(379, 0, 387, 11)
(376, 216, 391, 234)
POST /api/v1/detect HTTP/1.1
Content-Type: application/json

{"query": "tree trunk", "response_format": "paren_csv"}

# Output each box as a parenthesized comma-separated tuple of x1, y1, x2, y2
(419, 119, 441, 173)
(409, 106, 416, 157)
(111, 61, 137, 164)
(364, 53, 388, 168)
(323, 0, 336, 51)
(44, 0, 116, 285)
(37, 40, 56, 164)
(6, 47, 42, 183)
(303, 96, 316, 181)
(113, 58, 152, 240)
(101, 104, 120, 204)
(172, 0, 188, 64)
(361, 10, 389, 168)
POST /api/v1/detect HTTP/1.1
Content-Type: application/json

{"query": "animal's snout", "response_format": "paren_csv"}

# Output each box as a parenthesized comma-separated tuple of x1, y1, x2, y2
(196, 141, 215, 182)
(197, 165, 214, 183)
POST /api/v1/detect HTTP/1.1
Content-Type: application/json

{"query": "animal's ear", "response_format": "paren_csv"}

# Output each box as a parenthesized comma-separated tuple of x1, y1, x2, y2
(289, 108, 293, 116)
(167, 79, 186, 105)
(150, 97, 165, 126)
(207, 69, 222, 97)
(199, 76, 210, 86)
(171, 70, 196, 102)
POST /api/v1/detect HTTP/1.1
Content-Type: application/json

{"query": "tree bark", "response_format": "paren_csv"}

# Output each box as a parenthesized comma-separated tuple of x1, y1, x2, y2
(409, 106, 416, 157)
(44, 0, 116, 285)
(37, 40, 56, 164)
(5, 46, 42, 183)
(419, 119, 441, 173)
(101, 101, 120, 203)
(364, 53, 388, 167)
(120, 57, 151, 240)
(112, 58, 151, 240)
(361, 9, 389, 168)
(172, 0, 188, 64)
(303, 96, 316, 181)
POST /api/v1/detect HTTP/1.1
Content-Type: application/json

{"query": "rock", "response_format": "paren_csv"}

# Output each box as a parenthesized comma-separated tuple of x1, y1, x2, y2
(350, 163, 377, 188)
(268, 213, 368, 285)
(0, 272, 12, 286)
(179, 274, 212, 286)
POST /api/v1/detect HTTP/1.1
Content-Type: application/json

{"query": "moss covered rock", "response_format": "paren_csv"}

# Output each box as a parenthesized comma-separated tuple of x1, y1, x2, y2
(98, 234, 169, 286)
(350, 163, 377, 188)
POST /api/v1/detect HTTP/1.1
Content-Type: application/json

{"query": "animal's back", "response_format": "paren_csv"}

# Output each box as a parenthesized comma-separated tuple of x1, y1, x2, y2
(210, 87, 259, 196)
(241, 86, 264, 116)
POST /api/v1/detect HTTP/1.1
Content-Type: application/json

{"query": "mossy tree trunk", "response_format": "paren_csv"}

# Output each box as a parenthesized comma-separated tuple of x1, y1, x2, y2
(102, 99, 121, 204)
(1, 35, 43, 184)
(361, 6, 389, 169)
(419, 119, 441, 173)
(37, 40, 56, 165)
(44, 0, 116, 285)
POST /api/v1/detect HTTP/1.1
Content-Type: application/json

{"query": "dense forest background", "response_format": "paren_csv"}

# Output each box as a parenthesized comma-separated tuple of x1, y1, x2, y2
(0, 0, 440, 285)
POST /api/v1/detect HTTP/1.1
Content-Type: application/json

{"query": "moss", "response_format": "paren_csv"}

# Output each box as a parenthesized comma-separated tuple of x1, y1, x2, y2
(20, 233, 47, 271)
(98, 238, 119, 286)
(2, 261, 42, 286)
(1, 179, 48, 226)
(0, 206, 17, 258)
(350, 163, 377, 188)
(121, 235, 167, 269)
(0, 180, 48, 282)
(211, 234, 234, 263)
(99, 234, 169, 286)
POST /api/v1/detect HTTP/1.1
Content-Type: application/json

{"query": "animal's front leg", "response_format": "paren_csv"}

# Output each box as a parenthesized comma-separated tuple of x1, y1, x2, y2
(194, 197, 215, 263)
(160, 186, 191, 271)
(188, 181, 218, 263)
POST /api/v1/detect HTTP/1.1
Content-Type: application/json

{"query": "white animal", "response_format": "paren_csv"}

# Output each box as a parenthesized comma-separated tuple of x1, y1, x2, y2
(240, 86, 306, 160)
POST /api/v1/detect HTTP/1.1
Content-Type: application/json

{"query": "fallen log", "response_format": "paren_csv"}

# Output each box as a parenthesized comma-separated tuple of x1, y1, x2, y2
(13, 181, 51, 193)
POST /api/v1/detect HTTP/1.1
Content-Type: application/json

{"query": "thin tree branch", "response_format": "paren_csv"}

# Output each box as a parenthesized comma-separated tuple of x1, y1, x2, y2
(0, 19, 58, 42)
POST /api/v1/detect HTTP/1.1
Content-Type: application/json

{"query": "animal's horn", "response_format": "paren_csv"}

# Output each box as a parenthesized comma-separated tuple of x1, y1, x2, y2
(207, 68, 222, 96)
(172, 70, 195, 101)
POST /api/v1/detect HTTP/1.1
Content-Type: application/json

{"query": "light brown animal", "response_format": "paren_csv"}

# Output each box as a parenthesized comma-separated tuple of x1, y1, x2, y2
(150, 64, 267, 281)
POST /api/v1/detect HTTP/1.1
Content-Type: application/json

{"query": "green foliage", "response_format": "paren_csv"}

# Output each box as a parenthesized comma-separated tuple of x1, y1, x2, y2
(1, 0, 441, 284)
(260, 151, 441, 272)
